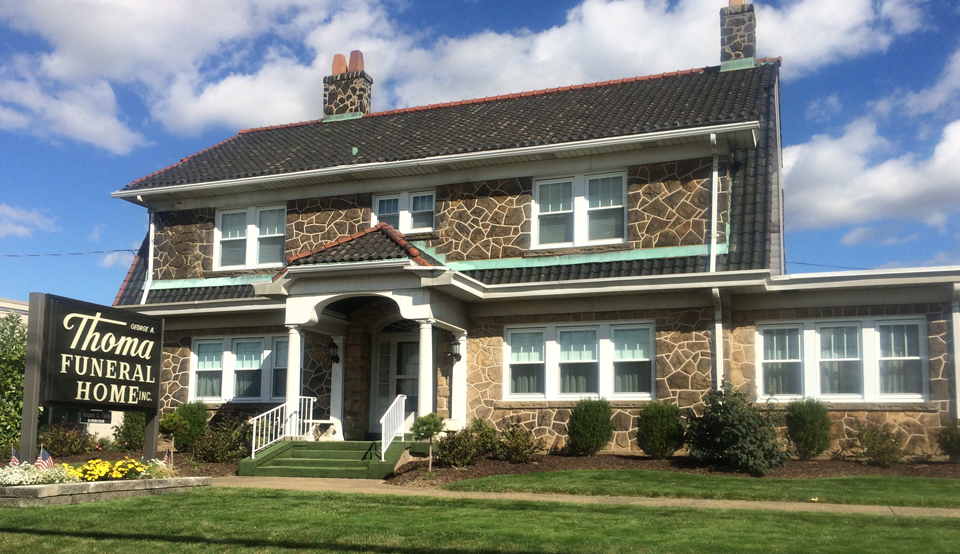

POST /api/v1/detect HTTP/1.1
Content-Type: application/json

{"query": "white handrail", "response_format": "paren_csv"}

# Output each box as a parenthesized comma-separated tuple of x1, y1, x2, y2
(378, 394, 406, 462)
(250, 396, 317, 459)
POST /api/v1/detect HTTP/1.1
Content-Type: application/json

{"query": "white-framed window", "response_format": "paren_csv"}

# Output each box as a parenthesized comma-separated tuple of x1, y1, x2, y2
(372, 191, 434, 232)
(503, 322, 654, 400)
(533, 172, 626, 248)
(190, 335, 290, 403)
(756, 317, 928, 402)
(214, 206, 286, 270)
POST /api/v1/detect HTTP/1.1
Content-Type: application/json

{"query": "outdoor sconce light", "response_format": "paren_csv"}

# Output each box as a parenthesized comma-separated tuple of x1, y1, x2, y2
(450, 337, 462, 362)
(329, 342, 340, 364)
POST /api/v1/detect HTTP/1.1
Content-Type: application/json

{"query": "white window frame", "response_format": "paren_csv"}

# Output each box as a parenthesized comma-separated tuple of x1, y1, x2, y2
(372, 190, 435, 233)
(189, 334, 290, 403)
(503, 321, 655, 401)
(213, 205, 286, 270)
(532, 171, 627, 249)
(756, 317, 929, 403)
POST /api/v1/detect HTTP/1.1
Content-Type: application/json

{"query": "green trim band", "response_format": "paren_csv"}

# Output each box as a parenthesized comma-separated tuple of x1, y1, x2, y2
(720, 58, 756, 72)
(323, 112, 364, 122)
(145, 275, 272, 290)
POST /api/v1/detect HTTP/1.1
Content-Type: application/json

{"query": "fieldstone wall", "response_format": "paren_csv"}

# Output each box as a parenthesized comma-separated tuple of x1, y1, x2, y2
(285, 195, 372, 259)
(323, 71, 372, 116)
(153, 209, 215, 280)
(728, 303, 954, 455)
(627, 158, 727, 249)
(465, 308, 714, 451)
(435, 329, 454, 419)
(720, 3, 756, 62)
(303, 331, 334, 419)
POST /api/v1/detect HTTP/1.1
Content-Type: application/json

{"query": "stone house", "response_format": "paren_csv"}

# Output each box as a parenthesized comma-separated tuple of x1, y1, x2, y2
(112, 1, 960, 455)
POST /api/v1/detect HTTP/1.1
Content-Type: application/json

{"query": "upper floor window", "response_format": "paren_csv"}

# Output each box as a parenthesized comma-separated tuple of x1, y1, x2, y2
(533, 172, 626, 248)
(757, 317, 928, 402)
(373, 191, 434, 232)
(215, 206, 285, 270)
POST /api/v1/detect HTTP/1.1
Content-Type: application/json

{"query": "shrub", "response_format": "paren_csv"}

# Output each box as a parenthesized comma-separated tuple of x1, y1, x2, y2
(436, 429, 481, 468)
(113, 412, 146, 451)
(192, 416, 250, 463)
(141, 459, 179, 479)
(686, 385, 789, 476)
(39, 422, 92, 457)
(567, 398, 614, 456)
(636, 401, 685, 459)
(0, 313, 26, 451)
(938, 418, 960, 463)
(411, 412, 445, 471)
(494, 420, 545, 464)
(855, 423, 903, 467)
(159, 412, 190, 442)
(469, 417, 500, 455)
(784, 398, 833, 461)
(173, 401, 210, 451)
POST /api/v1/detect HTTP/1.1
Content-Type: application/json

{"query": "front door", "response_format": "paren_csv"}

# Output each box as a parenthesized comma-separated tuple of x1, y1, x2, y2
(369, 337, 419, 434)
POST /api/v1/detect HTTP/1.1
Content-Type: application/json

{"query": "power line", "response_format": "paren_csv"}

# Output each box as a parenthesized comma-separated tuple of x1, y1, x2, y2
(0, 249, 137, 258)
(786, 261, 871, 271)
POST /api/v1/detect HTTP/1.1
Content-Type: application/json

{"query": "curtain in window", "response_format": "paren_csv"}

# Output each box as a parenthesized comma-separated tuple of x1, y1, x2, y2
(234, 342, 262, 398)
(411, 194, 434, 229)
(510, 332, 544, 394)
(879, 324, 922, 394)
(195, 343, 222, 397)
(378, 198, 400, 228)
(587, 176, 624, 240)
(539, 182, 573, 244)
(613, 328, 651, 393)
(560, 330, 597, 393)
(819, 326, 861, 395)
(272, 339, 288, 398)
(762, 328, 802, 395)
(220, 212, 247, 266)
(257, 208, 285, 264)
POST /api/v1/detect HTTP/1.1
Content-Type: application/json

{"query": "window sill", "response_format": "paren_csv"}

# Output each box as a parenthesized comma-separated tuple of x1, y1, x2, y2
(759, 401, 938, 412)
(495, 400, 653, 409)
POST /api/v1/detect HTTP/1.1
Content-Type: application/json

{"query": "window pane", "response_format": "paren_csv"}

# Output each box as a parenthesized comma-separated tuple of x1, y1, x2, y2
(539, 213, 573, 244)
(396, 378, 418, 408)
(614, 361, 651, 393)
(511, 364, 544, 394)
(411, 210, 434, 229)
(588, 207, 624, 240)
(221, 212, 246, 239)
(411, 194, 433, 213)
(820, 360, 862, 395)
(560, 363, 598, 393)
(378, 198, 399, 215)
(763, 328, 800, 361)
(588, 176, 623, 208)
(272, 368, 286, 398)
(258, 208, 284, 236)
(820, 326, 859, 359)
(196, 343, 222, 369)
(559, 330, 597, 361)
(880, 359, 923, 394)
(220, 239, 246, 266)
(196, 371, 222, 397)
(274, 340, 288, 368)
(879, 324, 920, 358)
(235, 369, 261, 398)
(539, 182, 572, 213)
(258, 236, 284, 264)
(763, 362, 802, 395)
(235, 342, 262, 369)
(379, 213, 400, 228)
(614, 328, 650, 360)
(510, 332, 543, 363)
(396, 342, 418, 376)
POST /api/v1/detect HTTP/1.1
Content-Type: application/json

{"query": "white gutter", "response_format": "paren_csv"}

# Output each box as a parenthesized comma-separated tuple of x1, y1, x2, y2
(712, 288, 724, 390)
(111, 121, 760, 200)
(953, 284, 960, 418)
(139, 211, 155, 305)
(709, 133, 719, 273)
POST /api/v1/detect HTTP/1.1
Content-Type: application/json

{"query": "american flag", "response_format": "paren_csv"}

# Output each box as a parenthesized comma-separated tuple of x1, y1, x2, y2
(9, 448, 18, 467)
(163, 447, 173, 467)
(36, 447, 54, 470)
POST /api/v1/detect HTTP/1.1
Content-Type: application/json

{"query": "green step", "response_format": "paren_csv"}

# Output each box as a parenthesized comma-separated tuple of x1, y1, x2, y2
(264, 458, 369, 469)
(289, 449, 376, 460)
(291, 441, 381, 452)
(253, 466, 370, 479)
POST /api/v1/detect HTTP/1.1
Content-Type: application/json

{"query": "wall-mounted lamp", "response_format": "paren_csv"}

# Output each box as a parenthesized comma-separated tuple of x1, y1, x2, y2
(329, 342, 340, 364)
(450, 337, 461, 362)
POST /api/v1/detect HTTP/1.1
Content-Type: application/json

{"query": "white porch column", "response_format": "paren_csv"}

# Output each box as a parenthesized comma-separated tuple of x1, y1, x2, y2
(418, 320, 434, 416)
(450, 332, 467, 428)
(330, 335, 345, 424)
(284, 325, 303, 437)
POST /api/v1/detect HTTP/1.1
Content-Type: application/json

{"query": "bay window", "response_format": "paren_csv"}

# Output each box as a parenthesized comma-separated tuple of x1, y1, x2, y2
(191, 335, 290, 402)
(215, 206, 285, 269)
(534, 172, 626, 247)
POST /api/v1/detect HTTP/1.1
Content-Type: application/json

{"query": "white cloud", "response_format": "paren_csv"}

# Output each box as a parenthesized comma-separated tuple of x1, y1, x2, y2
(902, 46, 960, 116)
(99, 251, 135, 268)
(89, 224, 106, 243)
(784, 117, 960, 230)
(0, 203, 57, 237)
(0, 0, 933, 151)
(878, 250, 960, 269)
(805, 93, 842, 123)
(839, 225, 919, 246)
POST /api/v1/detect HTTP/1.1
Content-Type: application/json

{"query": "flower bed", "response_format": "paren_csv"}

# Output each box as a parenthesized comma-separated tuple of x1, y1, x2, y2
(0, 458, 175, 487)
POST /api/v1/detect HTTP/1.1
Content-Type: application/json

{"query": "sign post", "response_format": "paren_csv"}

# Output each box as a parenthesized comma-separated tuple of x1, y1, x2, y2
(20, 293, 164, 461)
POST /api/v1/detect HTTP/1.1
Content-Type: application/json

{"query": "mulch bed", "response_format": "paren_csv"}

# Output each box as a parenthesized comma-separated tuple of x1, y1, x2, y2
(387, 454, 960, 488)
(57, 451, 240, 478)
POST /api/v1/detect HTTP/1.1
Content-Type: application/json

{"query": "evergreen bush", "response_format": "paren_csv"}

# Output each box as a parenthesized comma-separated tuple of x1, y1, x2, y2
(784, 398, 833, 461)
(855, 423, 903, 467)
(636, 401, 685, 459)
(112, 412, 146, 451)
(468, 417, 501, 455)
(39, 422, 92, 457)
(411, 412, 445, 471)
(0, 313, 26, 450)
(493, 420, 544, 463)
(567, 398, 614, 456)
(173, 401, 210, 451)
(686, 385, 789, 476)
(193, 416, 250, 463)
(436, 429, 480, 468)
(938, 418, 960, 463)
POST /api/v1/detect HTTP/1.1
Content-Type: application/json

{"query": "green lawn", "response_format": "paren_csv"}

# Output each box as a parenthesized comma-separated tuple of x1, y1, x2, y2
(443, 469, 960, 508)
(1, 487, 959, 553)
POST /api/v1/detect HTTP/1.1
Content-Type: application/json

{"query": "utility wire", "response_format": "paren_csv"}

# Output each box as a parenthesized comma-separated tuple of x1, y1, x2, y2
(0, 249, 137, 258)
(786, 261, 871, 271)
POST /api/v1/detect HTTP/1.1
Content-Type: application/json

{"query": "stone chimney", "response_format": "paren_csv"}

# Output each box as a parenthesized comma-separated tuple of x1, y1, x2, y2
(720, 0, 756, 65)
(323, 50, 372, 117)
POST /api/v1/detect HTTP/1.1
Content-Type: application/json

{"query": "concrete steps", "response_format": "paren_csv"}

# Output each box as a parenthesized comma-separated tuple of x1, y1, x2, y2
(240, 440, 409, 479)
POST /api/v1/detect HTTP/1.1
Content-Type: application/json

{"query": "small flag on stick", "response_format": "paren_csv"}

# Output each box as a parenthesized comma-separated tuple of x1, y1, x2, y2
(9, 448, 18, 467)
(36, 446, 54, 470)
(163, 447, 173, 468)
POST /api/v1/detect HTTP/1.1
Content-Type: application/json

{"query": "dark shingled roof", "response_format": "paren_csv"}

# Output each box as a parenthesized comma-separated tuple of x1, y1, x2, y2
(113, 235, 148, 306)
(122, 63, 779, 191)
(286, 223, 441, 269)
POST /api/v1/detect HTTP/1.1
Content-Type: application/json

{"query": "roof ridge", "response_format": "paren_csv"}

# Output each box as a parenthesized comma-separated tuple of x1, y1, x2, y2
(123, 136, 241, 190)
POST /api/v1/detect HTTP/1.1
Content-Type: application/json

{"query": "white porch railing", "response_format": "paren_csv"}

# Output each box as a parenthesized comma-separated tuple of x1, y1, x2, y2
(251, 396, 317, 459)
(379, 394, 406, 462)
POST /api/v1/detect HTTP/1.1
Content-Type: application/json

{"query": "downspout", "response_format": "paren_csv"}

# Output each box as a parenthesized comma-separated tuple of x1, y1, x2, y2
(952, 284, 960, 418)
(139, 210, 155, 305)
(712, 288, 724, 390)
(709, 133, 719, 273)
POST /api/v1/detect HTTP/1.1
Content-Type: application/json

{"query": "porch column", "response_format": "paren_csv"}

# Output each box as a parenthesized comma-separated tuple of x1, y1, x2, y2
(418, 320, 434, 416)
(450, 332, 467, 429)
(284, 325, 303, 437)
(330, 335, 345, 424)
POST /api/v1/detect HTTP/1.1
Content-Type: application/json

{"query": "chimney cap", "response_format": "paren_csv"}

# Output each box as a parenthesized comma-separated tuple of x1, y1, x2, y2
(332, 54, 347, 75)
(729, 0, 746, 5)
(348, 50, 364, 72)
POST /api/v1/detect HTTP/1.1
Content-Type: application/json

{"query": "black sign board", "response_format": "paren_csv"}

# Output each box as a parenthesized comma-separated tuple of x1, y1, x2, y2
(80, 410, 112, 424)
(37, 294, 163, 412)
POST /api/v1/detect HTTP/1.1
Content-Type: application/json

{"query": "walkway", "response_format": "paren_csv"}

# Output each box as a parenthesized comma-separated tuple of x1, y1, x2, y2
(212, 476, 960, 518)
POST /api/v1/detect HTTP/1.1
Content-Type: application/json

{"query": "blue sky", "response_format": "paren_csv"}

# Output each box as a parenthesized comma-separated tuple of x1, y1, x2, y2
(1, 0, 960, 305)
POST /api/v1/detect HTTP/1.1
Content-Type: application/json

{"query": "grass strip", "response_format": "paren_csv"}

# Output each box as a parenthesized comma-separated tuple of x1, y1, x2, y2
(443, 469, 960, 508)
(1, 487, 959, 553)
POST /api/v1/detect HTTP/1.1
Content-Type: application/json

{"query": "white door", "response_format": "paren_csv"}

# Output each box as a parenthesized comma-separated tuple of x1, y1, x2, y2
(369, 337, 419, 434)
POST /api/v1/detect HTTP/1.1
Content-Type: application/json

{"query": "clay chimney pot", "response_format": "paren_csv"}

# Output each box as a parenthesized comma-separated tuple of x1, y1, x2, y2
(348, 50, 364, 72)
(729, 0, 745, 5)
(332, 54, 347, 75)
